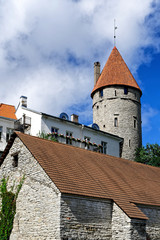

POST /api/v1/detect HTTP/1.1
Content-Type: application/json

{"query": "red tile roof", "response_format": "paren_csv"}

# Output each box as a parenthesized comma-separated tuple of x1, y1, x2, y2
(1, 132, 160, 220)
(0, 104, 17, 120)
(91, 47, 142, 98)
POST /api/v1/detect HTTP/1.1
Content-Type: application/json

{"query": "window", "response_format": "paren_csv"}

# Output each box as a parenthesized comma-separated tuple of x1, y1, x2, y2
(11, 152, 19, 168)
(51, 127, 59, 139)
(66, 131, 72, 145)
(84, 136, 90, 149)
(129, 139, 131, 147)
(97, 105, 99, 109)
(134, 119, 137, 128)
(115, 90, 117, 96)
(6, 128, 13, 142)
(114, 117, 118, 127)
(12, 154, 18, 167)
(101, 141, 107, 154)
(99, 89, 103, 97)
(124, 87, 128, 95)
(103, 125, 105, 128)
(51, 127, 58, 134)
(0, 126, 2, 141)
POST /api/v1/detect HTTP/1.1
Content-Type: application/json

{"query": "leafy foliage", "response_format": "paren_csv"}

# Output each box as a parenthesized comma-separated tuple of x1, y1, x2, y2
(0, 176, 24, 240)
(38, 132, 58, 142)
(135, 144, 160, 167)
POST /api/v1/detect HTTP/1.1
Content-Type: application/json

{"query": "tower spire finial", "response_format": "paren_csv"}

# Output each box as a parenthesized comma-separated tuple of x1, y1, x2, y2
(114, 19, 117, 47)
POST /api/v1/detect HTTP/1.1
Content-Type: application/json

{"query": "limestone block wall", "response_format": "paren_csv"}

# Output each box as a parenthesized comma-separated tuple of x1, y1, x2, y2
(0, 137, 61, 240)
(60, 194, 112, 239)
(112, 203, 146, 240)
(92, 86, 142, 160)
(137, 205, 160, 240)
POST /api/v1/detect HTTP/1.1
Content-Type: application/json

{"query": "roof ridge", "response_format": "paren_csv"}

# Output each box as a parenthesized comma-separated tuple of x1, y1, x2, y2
(0, 103, 16, 107)
(16, 132, 160, 170)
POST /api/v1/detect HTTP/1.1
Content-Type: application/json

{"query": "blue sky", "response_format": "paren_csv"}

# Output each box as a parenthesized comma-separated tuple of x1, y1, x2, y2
(0, 0, 160, 146)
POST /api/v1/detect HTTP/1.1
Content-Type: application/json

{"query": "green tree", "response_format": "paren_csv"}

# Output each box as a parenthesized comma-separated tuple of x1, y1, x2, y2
(135, 143, 160, 167)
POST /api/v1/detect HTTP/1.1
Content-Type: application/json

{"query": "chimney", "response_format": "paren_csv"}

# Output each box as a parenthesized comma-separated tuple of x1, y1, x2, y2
(20, 96, 27, 108)
(94, 62, 100, 86)
(71, 114, 79, 123)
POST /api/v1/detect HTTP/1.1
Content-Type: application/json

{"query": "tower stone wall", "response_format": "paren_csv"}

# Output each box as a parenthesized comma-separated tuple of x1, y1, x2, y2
(92, 85, 142, 160)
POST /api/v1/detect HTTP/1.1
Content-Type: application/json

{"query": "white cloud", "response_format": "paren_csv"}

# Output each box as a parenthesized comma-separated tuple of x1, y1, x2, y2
(0, 0, 160, 121)
(142, 104, 158, 131)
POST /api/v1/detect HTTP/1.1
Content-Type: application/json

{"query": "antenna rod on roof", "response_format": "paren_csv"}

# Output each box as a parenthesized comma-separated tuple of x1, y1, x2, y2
(114, 19, 118, 47)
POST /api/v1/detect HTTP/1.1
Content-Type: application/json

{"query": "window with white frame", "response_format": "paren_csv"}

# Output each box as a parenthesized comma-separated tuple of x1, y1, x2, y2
(0, 126, 2, 141)
(6, 128, 13, 142)
(66, 131, 72, 145)
(101, 141, 107, 154)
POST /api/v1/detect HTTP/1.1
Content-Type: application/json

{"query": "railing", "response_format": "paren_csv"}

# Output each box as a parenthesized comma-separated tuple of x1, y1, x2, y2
(46, 133, 103, 153)
(14, 115, 31, 132)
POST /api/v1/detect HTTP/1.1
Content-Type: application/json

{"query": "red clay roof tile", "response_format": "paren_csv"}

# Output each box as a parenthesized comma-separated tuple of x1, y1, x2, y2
(0, 104, 17, 120)
(1, 132, 160, 220)
(91, 47, 142, 97)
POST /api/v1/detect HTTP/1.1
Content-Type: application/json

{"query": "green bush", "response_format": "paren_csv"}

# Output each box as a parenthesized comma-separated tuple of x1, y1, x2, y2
(0, 176, 24, 240)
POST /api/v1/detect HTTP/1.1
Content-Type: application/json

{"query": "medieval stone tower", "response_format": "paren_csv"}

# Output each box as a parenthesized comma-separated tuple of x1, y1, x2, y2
(91, 47, 142, 160)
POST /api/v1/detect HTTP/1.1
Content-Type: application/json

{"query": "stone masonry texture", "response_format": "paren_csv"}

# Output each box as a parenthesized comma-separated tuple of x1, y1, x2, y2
(112, 203, 146, 240)
(137, 205, 160, 240)
(93, 86, 142, 160)
(60, 194, 112, 240)
(0, 137, 61, 240)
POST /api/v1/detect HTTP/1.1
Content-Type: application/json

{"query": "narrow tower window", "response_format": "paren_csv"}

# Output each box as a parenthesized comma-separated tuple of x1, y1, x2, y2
(99, 89, 103, 97)
(115, 90, 117, 96)
(129, 139, 131, 147)
(134, 119, 137, 128)
(114, 117, 118, 127)
(124, 87, 128, 95)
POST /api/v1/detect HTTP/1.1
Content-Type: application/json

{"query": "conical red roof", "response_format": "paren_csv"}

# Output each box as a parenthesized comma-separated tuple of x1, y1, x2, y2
(91, 47, 142, 98)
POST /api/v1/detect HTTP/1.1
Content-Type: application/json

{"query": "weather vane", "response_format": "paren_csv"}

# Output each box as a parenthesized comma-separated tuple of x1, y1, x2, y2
(114, 19, 118, 47)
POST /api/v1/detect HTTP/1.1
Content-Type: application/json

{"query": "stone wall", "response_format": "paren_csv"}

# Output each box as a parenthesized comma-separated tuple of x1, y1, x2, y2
(0, 137, 61, 240)
(137, 204, 160, 240)
(92, 86, 142, 160)
(112, 203, 146, 240)
(60, 194, 112, 240)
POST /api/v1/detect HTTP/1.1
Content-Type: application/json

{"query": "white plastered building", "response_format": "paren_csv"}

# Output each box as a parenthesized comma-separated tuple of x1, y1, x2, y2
(15, 96, 123, 157)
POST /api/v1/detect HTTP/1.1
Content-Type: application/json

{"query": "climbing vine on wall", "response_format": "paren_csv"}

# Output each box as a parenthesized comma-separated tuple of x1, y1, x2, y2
(0, 176, 25, 240)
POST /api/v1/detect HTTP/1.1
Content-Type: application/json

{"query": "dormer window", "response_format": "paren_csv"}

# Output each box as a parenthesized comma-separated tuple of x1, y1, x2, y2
(124, 87, 128, 95)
